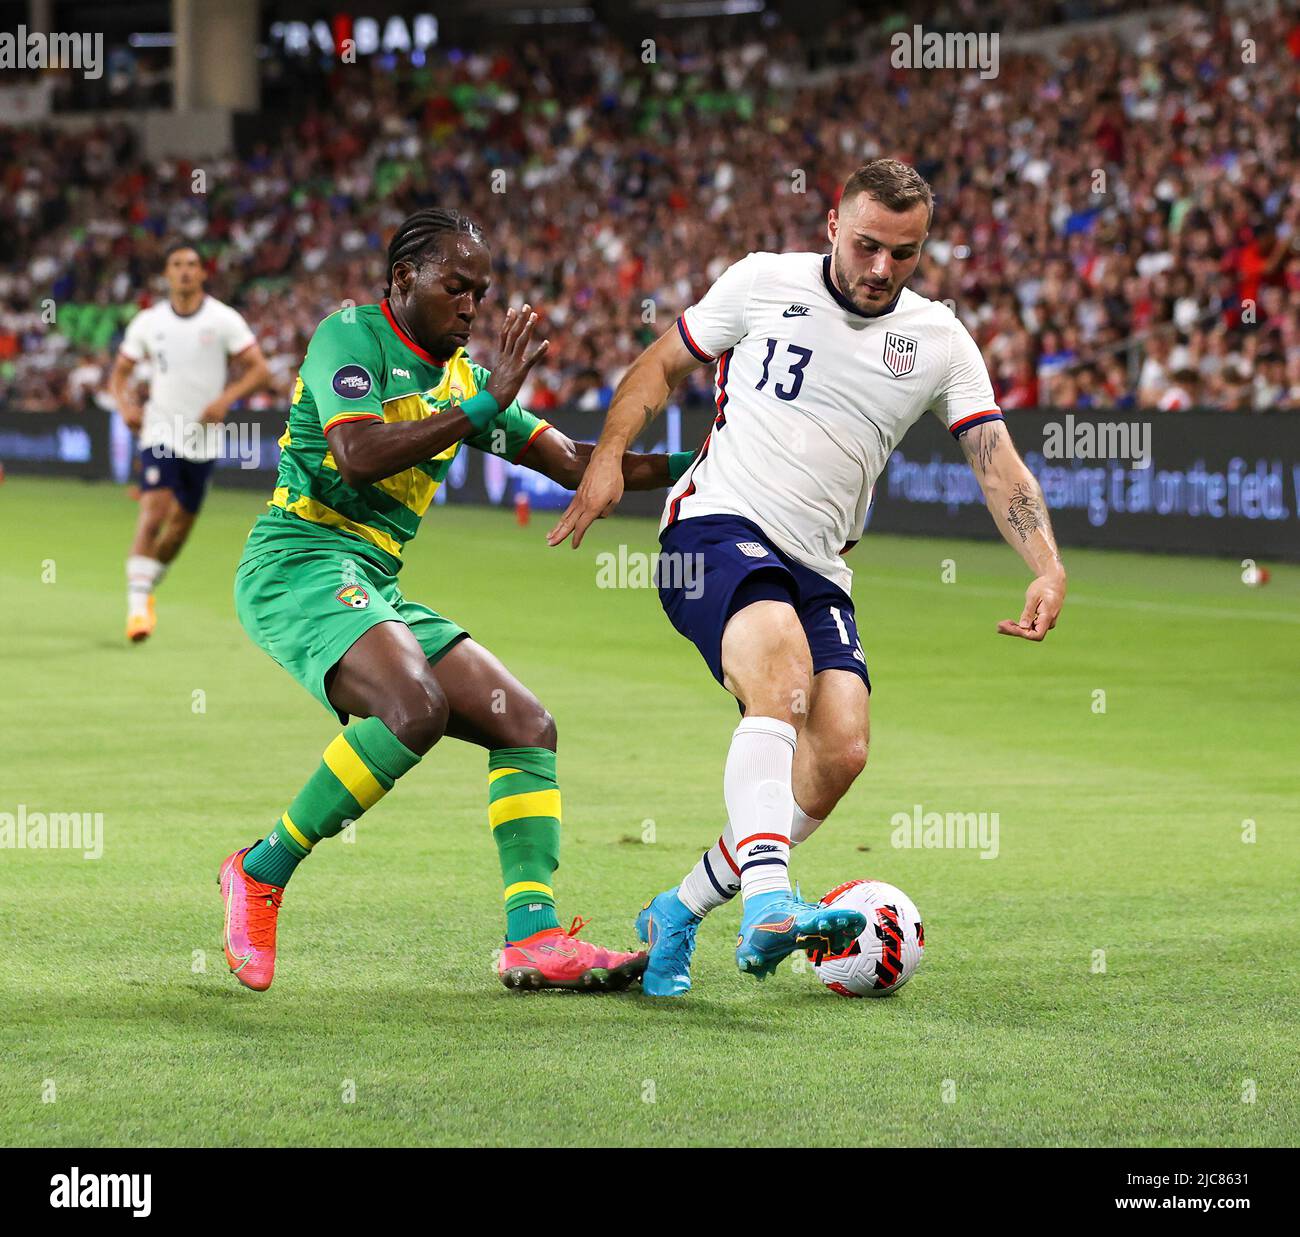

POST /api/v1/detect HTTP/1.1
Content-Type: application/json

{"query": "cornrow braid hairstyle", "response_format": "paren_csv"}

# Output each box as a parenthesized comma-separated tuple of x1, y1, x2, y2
(385, 208, 484, 295)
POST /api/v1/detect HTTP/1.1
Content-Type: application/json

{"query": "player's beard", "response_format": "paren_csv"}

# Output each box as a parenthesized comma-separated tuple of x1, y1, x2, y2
(833, 249, 894, 317)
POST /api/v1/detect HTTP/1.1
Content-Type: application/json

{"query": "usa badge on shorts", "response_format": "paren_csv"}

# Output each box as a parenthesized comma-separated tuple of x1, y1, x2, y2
(883, 332, 918, 378)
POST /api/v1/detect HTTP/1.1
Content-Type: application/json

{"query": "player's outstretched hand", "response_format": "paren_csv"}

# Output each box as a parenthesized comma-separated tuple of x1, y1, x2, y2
(485, 304, 549, 412)
(997, 573, 1065, 641)
(547, 448, 624, 549)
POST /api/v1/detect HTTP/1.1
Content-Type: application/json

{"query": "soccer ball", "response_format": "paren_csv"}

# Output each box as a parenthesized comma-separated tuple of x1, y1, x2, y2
(808, 879, 924, 998)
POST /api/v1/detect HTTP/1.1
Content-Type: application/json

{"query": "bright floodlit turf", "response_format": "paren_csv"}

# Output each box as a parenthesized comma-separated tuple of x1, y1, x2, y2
(2, 477, 1296, 1146)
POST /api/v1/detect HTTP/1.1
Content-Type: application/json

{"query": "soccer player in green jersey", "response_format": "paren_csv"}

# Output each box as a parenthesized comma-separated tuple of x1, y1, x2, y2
(220, 208, 696, 992)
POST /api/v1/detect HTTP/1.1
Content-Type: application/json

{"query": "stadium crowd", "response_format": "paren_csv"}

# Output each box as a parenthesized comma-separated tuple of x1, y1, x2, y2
(2, 2, 1297, 416)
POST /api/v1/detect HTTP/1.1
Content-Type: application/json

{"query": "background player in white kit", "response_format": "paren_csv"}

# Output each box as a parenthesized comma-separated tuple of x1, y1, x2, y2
(108, 243, 270, 642)
(550, 160, 1068, 996)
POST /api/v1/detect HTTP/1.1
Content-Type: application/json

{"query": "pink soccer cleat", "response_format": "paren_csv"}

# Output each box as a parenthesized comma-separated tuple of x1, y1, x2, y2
(498, 916, 647, 992)
(218, 846, 283, 991)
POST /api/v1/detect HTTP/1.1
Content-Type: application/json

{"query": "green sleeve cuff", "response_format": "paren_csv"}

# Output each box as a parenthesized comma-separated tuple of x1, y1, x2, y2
(459, 391, 500, 432)
(667, 450, 697, 484)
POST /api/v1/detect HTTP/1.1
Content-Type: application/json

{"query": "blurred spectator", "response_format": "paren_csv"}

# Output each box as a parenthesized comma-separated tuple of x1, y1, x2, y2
(1218, 366, 1257, 412)
(0, 2, 1296, 414)
(1157, 369, 1200, 412)
(1252, 354, 1290, 411)
(65, 350, 108, 410)
(1137, 335, 1175, 409)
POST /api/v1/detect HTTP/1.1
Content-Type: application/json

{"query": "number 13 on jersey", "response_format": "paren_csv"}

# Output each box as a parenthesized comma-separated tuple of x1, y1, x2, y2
(755, 339, 813, 402)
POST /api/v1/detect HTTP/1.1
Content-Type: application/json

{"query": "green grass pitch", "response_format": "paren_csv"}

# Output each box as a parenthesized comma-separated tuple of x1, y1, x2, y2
(1, 475, 1296, 1147)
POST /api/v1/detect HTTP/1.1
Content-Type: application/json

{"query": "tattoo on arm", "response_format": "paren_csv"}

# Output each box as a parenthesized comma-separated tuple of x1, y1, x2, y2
(977, 423, 1002, 473)
(1007, 481, 1048, 543)
(963, 422, 1003, 474)
(640, 402, 660, 434)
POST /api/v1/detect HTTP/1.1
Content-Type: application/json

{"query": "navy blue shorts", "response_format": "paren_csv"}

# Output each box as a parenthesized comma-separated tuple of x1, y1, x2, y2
(657, 514, 870, 692)
(138, 448, 215, 515)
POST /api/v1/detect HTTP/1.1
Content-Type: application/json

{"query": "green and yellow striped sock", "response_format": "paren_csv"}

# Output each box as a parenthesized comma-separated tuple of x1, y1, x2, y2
(489, 746, 562, 942)
(243, 717, 421, 887)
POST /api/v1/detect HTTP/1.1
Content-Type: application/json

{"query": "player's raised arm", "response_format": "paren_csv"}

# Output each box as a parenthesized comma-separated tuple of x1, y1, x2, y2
(545, 326, 702, 545)
(934, 320, 1066, 641)
(461, 335, 696, 493)
(548, 252, 757, 547)
(525, 426, 697, 493)
(958, 419, 1067, 641)
(331, 304, 546, 489)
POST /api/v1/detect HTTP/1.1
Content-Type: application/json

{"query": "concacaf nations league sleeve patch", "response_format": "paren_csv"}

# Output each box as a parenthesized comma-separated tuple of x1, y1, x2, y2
(332, 364, 373, 399)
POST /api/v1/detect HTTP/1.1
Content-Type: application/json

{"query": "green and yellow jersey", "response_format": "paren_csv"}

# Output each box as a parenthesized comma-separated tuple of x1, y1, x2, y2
(240, 300, 551, 574)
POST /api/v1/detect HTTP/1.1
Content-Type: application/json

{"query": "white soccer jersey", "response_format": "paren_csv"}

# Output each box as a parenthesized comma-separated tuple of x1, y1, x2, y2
(119, 295, 256, 461)
(662, 251, 1002, 593)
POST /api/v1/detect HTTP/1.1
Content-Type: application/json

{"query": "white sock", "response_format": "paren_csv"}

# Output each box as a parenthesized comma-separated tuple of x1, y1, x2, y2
(726, 716, 797, 902)
(127, 555, 166, 616)
(679, 797, 825, 917)
(678, 831, 740, 917)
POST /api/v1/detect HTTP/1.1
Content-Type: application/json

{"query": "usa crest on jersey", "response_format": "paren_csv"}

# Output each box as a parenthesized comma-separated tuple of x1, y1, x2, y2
(883, 332, 918, 378)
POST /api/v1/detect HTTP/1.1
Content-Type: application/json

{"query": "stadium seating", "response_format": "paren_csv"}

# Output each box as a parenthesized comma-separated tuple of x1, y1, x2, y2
(1, 3, 1296, 414)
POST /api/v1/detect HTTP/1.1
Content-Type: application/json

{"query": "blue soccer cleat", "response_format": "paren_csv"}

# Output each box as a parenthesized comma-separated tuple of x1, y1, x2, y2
(635, 887, 701, 997)
(735, 890, 866, 981)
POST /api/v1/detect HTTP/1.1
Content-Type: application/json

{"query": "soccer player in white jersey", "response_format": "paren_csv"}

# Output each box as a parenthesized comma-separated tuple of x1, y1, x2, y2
(550, 160, 1067, 995)
(108, 242, 270, 642)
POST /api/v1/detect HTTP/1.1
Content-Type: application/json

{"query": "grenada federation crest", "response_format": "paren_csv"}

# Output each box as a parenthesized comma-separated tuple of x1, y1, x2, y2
(336, 584, 371, 609)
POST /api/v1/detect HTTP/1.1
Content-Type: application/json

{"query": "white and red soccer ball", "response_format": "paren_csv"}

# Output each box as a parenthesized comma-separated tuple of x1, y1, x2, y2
(809, 879, 924, 998)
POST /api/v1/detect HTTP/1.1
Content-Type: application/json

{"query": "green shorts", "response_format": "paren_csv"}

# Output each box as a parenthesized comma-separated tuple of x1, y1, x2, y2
(234, 546, 468, 721)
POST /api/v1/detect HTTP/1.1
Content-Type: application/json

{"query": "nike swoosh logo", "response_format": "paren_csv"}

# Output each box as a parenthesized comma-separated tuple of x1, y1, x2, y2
(543, 945, 579, 958)
(223, 875, 252, 972)
(782, 310, 807, 318)
(755, 915, 797, 933)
